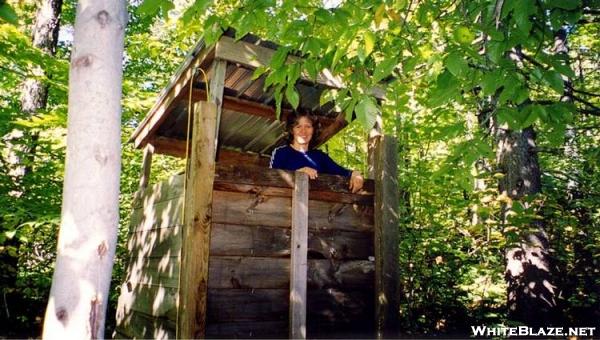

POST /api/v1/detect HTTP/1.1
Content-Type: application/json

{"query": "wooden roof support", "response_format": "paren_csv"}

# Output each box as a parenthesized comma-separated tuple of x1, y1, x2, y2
(373, 135, 400, 338)
(290, 172, 309, 339)
(131, 42, 215, 149)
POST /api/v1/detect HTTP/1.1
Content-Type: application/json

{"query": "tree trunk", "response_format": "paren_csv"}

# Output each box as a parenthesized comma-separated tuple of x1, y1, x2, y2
(42, 1, 126, 339)
(6, 0, 63, 194)
(497, 126, 560, 326)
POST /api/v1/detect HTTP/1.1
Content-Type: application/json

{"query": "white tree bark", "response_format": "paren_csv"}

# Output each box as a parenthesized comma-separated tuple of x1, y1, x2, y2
(42, 1, 126, 339)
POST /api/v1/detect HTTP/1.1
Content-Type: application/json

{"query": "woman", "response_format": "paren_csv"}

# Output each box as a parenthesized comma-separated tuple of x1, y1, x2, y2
(270, 112, 364, 193)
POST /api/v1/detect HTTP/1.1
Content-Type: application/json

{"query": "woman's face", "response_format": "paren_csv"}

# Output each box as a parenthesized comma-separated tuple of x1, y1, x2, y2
(292, 116, 314, 146)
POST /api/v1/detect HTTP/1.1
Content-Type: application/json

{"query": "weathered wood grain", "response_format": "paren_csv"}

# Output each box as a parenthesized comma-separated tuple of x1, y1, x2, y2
(214, 164, 375, 196)
(132, 174, 184, 209)
(210, 223, 373, 260)
(205, 288, 373, 326)
(207, 256, 374, 290)
(290, 172, 309, 339)
(207, 289, 289, 322)
(206, 320, 288, 339)
(129, 197, 183, 232)
(212, 191, 373, 232)
(116, 282, 178, 321)
(124, 256, 180, 288)
(127, 225, 181, 259)
(115, 309, 175, 339)
(373, 135, 400, 338)
(178, 101, 219, 338)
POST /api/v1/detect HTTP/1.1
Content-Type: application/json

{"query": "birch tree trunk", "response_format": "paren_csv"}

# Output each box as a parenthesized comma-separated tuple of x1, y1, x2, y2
(42, 1, 126, 339)
(5, 0, 63, 196)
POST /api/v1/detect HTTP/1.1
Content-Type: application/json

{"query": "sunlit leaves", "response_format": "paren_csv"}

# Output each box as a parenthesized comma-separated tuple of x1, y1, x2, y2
(355, 96, 378, 129)
(372, 56, 397, 83)
(445, 52, 468, 78)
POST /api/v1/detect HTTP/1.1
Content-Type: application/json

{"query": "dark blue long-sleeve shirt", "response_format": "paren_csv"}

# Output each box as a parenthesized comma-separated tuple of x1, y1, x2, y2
(269, 145, 352, 177)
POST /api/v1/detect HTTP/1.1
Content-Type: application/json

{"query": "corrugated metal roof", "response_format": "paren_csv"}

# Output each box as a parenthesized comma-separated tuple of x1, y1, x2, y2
(132, 29, 383, 158)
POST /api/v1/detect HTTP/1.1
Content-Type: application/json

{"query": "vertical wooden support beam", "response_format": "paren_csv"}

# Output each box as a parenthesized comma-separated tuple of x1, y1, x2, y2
(178, 101, 218, 339)
(209, 59, 227, 158)
(132, 143, 154, 207)
(290, 172, 309, 339)
(373, 135, 400, 338)
(367, 116, 384, 178)
(138, 143, 154, 190)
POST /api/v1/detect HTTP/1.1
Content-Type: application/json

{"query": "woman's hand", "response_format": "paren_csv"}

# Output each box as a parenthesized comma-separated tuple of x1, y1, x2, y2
(298, 167, 318, 179)
(349, 171, 364, 193)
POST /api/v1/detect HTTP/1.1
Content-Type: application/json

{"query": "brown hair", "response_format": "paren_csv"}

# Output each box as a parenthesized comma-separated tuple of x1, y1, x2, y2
(285, 112, 320, 149)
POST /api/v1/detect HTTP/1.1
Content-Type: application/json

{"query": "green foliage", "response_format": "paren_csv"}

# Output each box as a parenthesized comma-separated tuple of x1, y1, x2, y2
(1, 0, 599, 337)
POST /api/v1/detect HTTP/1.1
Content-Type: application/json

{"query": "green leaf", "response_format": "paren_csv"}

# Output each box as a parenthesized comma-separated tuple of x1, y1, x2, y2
(270, 47, 290, 70)
(454, 26, 475, 45)
(514, 0, 535, 33)
(373, 57, 397, 83)
(137, 0, 173, 18)
(445, 52, 468, 77)
(364, 31, 376, 57)
(0, 2, 18, 25)
(487, 41, 506, 64)
(181, 0, 211, 23)
(331, 46, 346, 69)
(542, 70, 565, 94)
(545, 0, 580, 10)
(481, 70, 503, 95)
(497, 107, 521, 130)
(355, 96, 379, 129)
(521, 104, 544, 128)
(252, 66, 269, 80)
(285, 85, 300, 109)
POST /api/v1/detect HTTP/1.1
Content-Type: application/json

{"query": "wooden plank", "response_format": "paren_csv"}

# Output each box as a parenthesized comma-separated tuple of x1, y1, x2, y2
(130, 197, 183, 232)
(124, 256, 180, 288)
(290, 172, 309, 339)
(314, 113, 348, 148)
(205, 288, 372, 326)
(207, 256, 374, 290)
(210, 223, 373, 260)
(207, 289, 289, 322)
(127, 225, 182, 259)
(133, 174, 184, 209)
(211, 190, 373, 232)
(217, 149, 270, 167)
(215, 164, 375, 196)
(115, 309, 176, 339)
(116, 282, 179, 321)
(209, 59, 227, 160)
(373, 135, 400, 338)
(178, 101, 218, 338)
(206, 320, 288, 338)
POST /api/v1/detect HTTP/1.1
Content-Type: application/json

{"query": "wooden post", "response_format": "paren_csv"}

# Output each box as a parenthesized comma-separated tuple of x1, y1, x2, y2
(139, 143, 154, 190)
(209, 59, 227, 159)
(373, 135, 400, 338)
(290, 171, 309, 339)
(177, 101, 218, 339)
(367, 116, 383, 178)
(132, 143, 154, 207)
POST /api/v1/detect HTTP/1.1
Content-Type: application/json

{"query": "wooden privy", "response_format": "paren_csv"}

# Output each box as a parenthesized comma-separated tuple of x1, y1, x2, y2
(114, 30, 400, 339)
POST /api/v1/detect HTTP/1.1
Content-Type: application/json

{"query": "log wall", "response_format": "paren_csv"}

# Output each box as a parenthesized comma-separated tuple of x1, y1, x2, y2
(115, 165, 375, 339)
